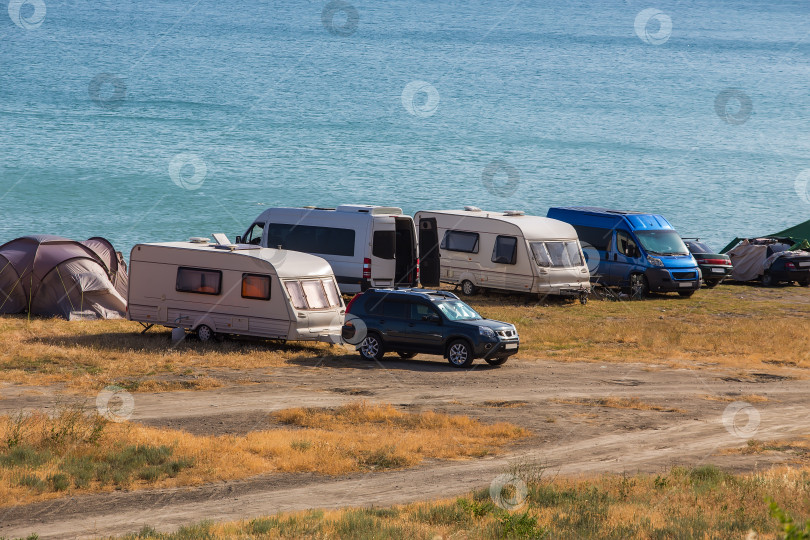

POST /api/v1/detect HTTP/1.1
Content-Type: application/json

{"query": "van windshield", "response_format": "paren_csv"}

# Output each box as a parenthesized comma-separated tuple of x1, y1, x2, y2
(635, 230, 689, 256)
(435, 300, 481, 321)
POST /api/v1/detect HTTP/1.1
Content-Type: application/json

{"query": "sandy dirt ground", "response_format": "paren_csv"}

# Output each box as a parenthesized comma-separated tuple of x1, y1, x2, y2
(0, 356, 807, 538)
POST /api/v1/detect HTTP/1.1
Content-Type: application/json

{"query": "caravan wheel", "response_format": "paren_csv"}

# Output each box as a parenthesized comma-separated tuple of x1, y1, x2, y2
(461, 280, 478, 296)
(196, 325, 215, 342)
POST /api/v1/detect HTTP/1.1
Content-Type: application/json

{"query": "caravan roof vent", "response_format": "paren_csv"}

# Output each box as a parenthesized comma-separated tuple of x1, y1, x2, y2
(189, 237, 211, 244)
(503, 210, 525, 216)
(463, 206, 482, 212)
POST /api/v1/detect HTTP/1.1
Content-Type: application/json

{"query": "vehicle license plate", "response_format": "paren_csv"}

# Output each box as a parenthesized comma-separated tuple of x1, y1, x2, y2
(504, 343, 518, 350)
(711, 267, 725, 273)
(799, 262, 810, 267)
(679, 282, 693, 288)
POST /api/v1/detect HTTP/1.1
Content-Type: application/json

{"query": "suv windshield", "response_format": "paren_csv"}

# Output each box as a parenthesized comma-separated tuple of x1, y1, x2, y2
(635, 230, 689, 256)
(434, 299, 481, 321)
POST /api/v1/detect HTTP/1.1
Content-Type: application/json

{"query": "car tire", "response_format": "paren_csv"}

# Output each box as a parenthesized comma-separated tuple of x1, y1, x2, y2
(705, 279, 721, 288)
(359, 333, 385, 362)
(799, 279, 810, 287)
(447, 339, 474, 368)
(761, 273, 775, 287)
(397, 351, 417, 359)
(485, 356, 508, 366)
(460, 280, 478, 296)
(678, 290, 696, 297)
(629, 274, 649, 300)
(196, 324, 215, 343)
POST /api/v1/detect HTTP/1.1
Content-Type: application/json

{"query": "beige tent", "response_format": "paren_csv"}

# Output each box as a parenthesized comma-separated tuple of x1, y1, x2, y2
(0, 235, 128, 320)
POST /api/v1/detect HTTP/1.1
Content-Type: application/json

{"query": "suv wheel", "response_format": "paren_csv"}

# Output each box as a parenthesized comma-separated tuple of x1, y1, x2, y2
(761, 273, 775, 287)
(447, 339, 474, 368)
(359, 333, 385, 361)
(460, 280, 478, 296)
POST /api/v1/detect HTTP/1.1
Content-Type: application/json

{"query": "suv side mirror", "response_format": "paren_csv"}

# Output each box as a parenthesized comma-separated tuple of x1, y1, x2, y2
(235, 236, 242, 244)
(423, 314, 441, 323)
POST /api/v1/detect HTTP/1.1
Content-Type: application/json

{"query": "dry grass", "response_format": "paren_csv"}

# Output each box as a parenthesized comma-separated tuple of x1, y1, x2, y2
(0, 402, 526, 506)
(701, 394, 770, 403)
(722, 436, 810, 466)
(0, 316, 334, 391)
(551, 396, 686, 413)
(118, 464, 810, 539)
(0, 284, 808, 392)
(470, 283, 810, 372)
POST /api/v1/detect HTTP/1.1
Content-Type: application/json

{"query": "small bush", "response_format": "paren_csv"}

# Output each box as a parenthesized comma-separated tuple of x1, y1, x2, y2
(47, 473, 70, 492)
(16, 473, 46, 491)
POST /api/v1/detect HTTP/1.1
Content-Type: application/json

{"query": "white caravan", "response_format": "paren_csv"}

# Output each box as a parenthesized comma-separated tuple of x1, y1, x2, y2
(128, 239, 345, 342)
(238, 205, 419, 294)
(415, 208, 591, 302)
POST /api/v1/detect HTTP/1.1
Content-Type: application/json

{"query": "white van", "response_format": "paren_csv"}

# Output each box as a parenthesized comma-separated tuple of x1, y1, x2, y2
(415, 208, 591, 302)
(238, 205, 419, 294)
(127, 239, 345, 342)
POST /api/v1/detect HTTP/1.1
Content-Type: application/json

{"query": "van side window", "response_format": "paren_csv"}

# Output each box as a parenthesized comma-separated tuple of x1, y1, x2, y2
(492, 236, 518, 264)
(616, 231, 638, 257)
(243, 223, 264, 246)
(573, 225, 613, 251)
(242, 274, 271, 300)
(266, 223, 355, 256)
(176, 267, 222, 295)
(441, 231, 479, 253)
(372, 231, 396, 259)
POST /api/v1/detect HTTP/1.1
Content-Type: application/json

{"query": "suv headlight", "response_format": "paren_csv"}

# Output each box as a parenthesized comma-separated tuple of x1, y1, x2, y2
(479, 326, 496, 338)
(647, 256, 664, 267)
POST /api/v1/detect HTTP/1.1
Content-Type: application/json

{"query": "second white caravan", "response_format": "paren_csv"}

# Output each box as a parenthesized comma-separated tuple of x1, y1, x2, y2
(415, 208, 591, 302)
(238, 205, 419, 294)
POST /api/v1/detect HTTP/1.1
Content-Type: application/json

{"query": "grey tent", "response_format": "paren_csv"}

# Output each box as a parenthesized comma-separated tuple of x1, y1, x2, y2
(0, 235, 128, 319)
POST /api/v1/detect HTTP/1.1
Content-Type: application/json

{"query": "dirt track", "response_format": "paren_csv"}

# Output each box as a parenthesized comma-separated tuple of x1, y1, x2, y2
(1, 356, 807, 539)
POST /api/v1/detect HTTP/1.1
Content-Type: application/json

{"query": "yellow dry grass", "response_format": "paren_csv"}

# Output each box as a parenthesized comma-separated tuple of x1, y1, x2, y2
(471, 283, 810, 372)
(0, 283, 808, 392)
(700, 393, 770, 403)
(721, 436, 810, 466)
(0, 402, 527, 507)
(551, 396, 686, 413)
(121, 464, 810, 539)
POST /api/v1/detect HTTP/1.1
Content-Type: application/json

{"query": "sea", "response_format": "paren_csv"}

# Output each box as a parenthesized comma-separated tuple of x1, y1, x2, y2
(2, 0, 809, 257)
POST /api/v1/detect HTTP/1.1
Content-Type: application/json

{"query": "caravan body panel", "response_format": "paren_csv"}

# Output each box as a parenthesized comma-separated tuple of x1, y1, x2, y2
(127, 242, 344, 342)
(414, 209, 590, 297)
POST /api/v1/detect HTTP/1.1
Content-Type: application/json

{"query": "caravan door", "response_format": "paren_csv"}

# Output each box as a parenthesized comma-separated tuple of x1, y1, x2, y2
(418, 217, 440, 287)
(370, 221, 397, 289)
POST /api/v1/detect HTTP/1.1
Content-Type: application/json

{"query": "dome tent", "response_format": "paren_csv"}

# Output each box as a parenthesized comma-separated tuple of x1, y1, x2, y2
(0, 235, 128, 320)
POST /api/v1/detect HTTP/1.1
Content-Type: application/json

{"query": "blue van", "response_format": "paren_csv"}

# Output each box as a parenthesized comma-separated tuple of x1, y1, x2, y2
(546, 207, 701, 297)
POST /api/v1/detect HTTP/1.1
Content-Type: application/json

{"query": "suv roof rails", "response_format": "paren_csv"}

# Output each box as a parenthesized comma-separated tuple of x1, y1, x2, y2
(366, 287, 458, 299)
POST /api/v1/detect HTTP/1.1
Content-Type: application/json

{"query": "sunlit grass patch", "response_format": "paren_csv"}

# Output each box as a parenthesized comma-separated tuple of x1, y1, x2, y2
(551, 396, 685, 413)
(115, 464, 810, 539)
(0, 402, 527, 506)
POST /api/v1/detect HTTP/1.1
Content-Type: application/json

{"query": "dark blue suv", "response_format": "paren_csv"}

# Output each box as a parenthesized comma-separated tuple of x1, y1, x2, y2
(341, 288, 519, 368)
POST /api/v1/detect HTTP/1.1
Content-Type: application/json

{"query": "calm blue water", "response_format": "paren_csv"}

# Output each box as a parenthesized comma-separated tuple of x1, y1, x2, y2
(2, 0, 809, 256)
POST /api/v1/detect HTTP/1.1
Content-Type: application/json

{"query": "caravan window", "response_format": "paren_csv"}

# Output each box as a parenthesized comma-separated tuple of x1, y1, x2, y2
(492, 236, 518, 265)
(322, 278, 341, 307)
(441, 231, 479, 253)
(242, 274, 271, 300)
(531, 242, 583, 268)
(266, 223, 355, 257)
(176, 267, 222, 295)
(285, 281, 308, 309)
(301, 280, 329, 309)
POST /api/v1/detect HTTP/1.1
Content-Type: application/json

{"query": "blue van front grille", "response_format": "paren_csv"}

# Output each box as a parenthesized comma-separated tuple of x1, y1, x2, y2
(672, 271, 697, 280)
